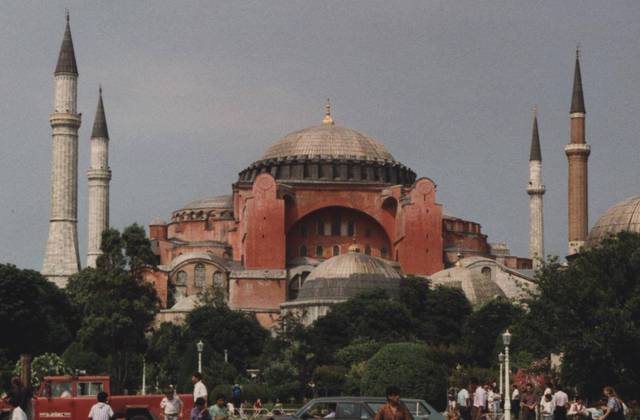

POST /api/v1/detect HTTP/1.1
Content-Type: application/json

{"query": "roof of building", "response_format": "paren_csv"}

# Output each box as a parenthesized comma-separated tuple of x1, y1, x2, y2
(588, 195, 640, 244)
(570, 49, 586, 114)
(91, 87, 109, 139)
(292, 248, 402, 303)
(55, 15, 78, 76)
(182, 195, 233, 210)
(260, 123, 395, 162)
(530, 109, 542, 161)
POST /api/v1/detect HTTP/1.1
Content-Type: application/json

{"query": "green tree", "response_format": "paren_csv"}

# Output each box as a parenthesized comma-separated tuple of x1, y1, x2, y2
(461, 297, 524, 367)
(145, 322, 187, 388)
(0, 264, 75, 360)
(13, 353, 71, 389)
(361, 342, 448, 410)
(516, 232, 640, 399)
(66, 225, 160, 393)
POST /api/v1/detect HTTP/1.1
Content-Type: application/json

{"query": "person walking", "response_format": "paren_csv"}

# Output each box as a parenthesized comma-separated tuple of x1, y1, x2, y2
(161, 388, 183, 420)
(520, 384, 537, 420)
(88, 392, 114, 420)
(553, 385, 569, 420)
(457, 386, 471, 420)
(192, 398, 212, 420)
(192, 372, 208, 406)
(373, 386, 412, 420)
(511, 385, 520, 420)
(470, 379, 487, 420)
(601, 387, 625, 420)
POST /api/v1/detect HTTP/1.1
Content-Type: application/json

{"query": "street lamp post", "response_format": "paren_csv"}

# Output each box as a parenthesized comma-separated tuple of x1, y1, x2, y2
(224, 349, 228, 363)
(498, 352, 505, 396)
(197, 340, 204, 373)
(502, 330, 512, 420)
(142, 356, 146, 395)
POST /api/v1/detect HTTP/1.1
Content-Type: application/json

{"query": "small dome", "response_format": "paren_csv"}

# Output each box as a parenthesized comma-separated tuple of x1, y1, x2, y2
(182, 195, 233, 210)
(295, 252, 402, 302)
(260, 124, 395, 162)
(430, 264, 506, 306)
(589, 196, 640, 244)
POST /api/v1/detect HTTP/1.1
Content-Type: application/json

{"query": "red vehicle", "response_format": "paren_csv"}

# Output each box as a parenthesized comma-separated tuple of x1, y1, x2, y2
(5, 375, 194, 420)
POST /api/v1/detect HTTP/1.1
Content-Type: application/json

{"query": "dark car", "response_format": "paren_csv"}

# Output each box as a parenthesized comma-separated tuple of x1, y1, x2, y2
(278, 397, 413, 420)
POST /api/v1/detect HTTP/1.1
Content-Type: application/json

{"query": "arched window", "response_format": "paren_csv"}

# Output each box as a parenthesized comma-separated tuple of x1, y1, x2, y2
(381, 246, 388, 258)
(365, 245, 372, 256)
(176, 270, 187, 286)
(213, 272, 225, 288)
(300, 245, 308, 257)
(194, 264, 205, 288)
(347, 220, 355, 236)
(331, 216, 341, 236)
(300, 224, 308, 237)
(317, 220, 324, 235)
(481, 267, 491, 280)
(315, 245, 323, 257)
(332, 245, 340, 256)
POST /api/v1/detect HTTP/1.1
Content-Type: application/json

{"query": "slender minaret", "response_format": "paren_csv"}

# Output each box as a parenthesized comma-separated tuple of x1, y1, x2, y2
(86, 87, 111, 268)
(42, 13, 81, 287)
(527, 106, 545, 268)
(565, 48, 590, 256)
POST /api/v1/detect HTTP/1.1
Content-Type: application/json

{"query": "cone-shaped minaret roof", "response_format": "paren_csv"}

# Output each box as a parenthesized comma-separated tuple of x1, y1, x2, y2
(55, 13, 78, 76)
(570, 48, 585, 113)
(91, 87, 109, 139)
(530, 106, 542, 161)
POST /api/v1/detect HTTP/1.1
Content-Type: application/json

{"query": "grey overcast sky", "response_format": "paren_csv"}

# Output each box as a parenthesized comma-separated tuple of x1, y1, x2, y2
(1, 1, 639, 270)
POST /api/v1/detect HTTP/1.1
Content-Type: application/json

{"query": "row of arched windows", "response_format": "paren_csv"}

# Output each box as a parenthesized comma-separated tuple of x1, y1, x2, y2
(298, 244, 388, 258)
(175, 264, 225, 288)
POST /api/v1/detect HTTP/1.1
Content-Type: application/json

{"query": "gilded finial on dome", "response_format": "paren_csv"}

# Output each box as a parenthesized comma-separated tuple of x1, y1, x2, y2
(348, 235, 359, 253)
(323, 98, 334, 125)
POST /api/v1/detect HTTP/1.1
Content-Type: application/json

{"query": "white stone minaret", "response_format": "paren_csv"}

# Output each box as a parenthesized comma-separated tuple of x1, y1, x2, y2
(527, 106, 545, 268)
(42, 14, 81, 287)
(86, 87, 111, 268)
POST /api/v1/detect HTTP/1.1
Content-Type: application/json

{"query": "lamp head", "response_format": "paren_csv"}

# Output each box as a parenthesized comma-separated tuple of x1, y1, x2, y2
(196, 340, 204, 352)
(502, 330, 512, 346)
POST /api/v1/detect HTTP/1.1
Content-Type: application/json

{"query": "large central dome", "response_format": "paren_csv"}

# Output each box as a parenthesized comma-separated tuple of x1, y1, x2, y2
(260, 124, 396, 162)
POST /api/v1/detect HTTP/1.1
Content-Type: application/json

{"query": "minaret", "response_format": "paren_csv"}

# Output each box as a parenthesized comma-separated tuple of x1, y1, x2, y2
(86, 87, 111, 268)
(42, 13, 81, 287)
(527, 106, 545, 268)
(565, 48, 590, 256)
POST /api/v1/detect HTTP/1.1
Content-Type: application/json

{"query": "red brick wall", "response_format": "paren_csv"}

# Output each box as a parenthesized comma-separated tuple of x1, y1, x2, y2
(229, 277, 287, 309)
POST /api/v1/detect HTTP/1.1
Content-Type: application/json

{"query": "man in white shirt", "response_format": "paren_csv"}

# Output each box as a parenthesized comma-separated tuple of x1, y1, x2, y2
(470, 378, 487, 420)
(192, 372, 208, 405)
(457, 386, 470, 420)
(161, 388, 183, 420)
(88, 392, 114, 420)
(7, 393, 27, 420)
(552, 385, 569, 420)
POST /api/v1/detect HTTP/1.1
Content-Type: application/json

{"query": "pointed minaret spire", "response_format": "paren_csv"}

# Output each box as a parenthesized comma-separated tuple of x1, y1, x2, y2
(529, 105, 542, 162)
(87, 86, 112, 268)
(527, 105, 545, 268)
(323, 98, 334, 125)
(91, 85, 109, 139)
(55, 11, 78, 76)
(570, 47, 585, 114)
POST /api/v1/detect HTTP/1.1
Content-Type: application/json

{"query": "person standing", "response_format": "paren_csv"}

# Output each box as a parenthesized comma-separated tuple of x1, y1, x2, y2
(553, 385, 569, 420)
(209, 395, 230, 420)
(192, 372, 208, 406)
(520, 384, 537, 420)
(541, 393, 555, 420)
(457, 386, 471, 420)
(470, 379, 487, 420)
(161, 388, 183, 420)
(511, 384, 521, 420)
(231, 384, 242, 412)
(447, 394, 460, 420)
(601, 387, 625, 420)
(373, 386, 412, 420)
(88, 392, 114, 420)
(6, 393, 27, 420)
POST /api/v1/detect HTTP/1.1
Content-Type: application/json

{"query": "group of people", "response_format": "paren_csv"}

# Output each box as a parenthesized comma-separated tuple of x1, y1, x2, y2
(188, 372, 265, 420)
(447, 380, 628, 420)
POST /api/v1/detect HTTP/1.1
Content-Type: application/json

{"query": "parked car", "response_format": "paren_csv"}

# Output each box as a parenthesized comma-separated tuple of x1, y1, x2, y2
(276, 397, 397, 420)
(401, 399, 444, 420)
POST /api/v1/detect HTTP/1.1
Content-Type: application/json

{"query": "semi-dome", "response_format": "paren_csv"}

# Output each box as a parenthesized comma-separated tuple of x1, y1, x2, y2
(260, 124, 395, 162)
(294, 249, 402, 303)
(589, 195, 640, 244)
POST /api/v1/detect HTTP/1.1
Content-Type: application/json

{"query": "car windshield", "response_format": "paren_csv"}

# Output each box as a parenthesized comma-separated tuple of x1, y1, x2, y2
(78, 382, 104, 396)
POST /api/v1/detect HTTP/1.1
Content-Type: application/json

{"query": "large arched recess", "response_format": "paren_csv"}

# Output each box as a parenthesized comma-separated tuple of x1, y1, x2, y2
(285, 206, 392, 262)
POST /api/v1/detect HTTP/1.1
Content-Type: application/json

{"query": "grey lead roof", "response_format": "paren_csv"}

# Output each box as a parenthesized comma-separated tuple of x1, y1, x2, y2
(529, 113, 541, 161)
(55, 16, 78, 76)
(570, 51, 585, 113)
(91, 88, 109, 139)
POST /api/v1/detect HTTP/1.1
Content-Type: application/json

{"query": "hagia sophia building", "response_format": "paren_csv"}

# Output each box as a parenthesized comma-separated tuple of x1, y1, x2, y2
(41, 16, 640, 328)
